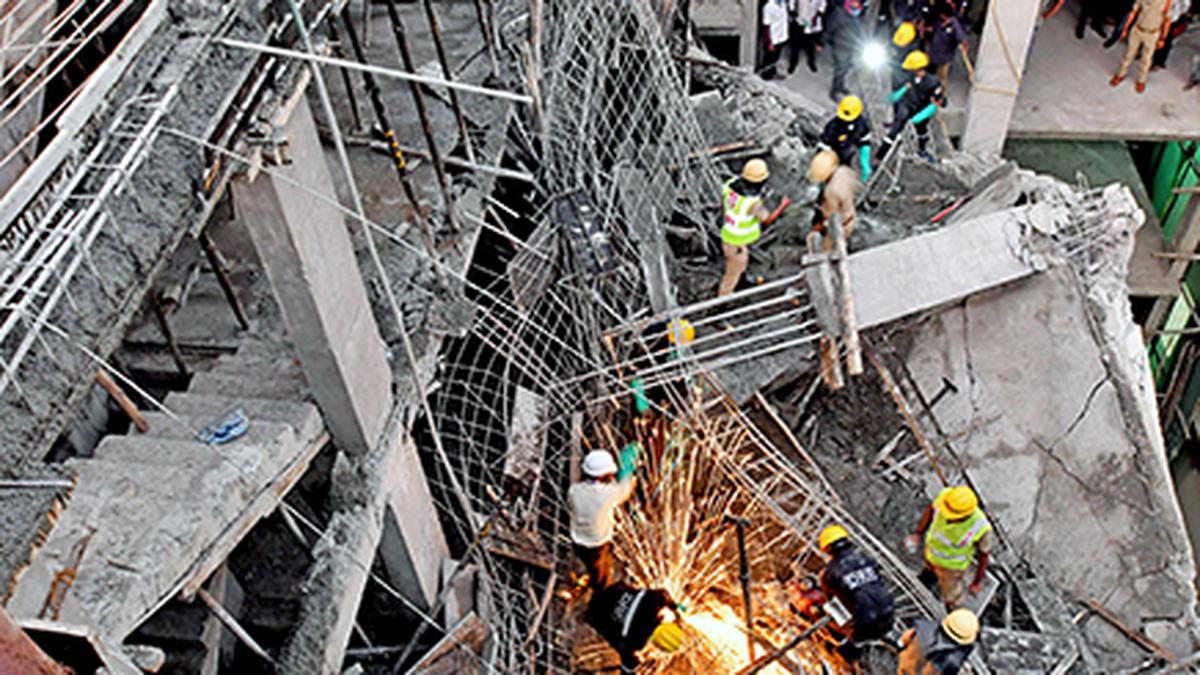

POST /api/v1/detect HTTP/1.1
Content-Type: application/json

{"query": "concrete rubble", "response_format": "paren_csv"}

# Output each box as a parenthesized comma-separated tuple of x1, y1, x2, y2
(0, 0, 1198, 673)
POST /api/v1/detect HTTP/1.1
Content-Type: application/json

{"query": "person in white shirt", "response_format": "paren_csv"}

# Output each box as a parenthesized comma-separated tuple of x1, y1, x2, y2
(762, 0, 792, 79)
(570, 449, 636, 589)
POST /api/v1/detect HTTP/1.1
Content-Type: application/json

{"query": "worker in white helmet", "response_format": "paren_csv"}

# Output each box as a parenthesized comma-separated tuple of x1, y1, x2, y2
(570, 449, 637, 589)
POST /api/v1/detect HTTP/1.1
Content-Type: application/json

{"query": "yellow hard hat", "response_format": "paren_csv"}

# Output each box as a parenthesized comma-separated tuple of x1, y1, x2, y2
(893, 22, 916, 47)
(651, 621, 684, 652)
(942, 608, 980, 645)
(902, 50, 929, 71)
(742, 158, 769, 183)
(667, 319, 695, 345)
(940, 486, 978, 519)
(836, 95, 863, 122)
(818, 524, 849, 551)
(808, 150, 839, 183)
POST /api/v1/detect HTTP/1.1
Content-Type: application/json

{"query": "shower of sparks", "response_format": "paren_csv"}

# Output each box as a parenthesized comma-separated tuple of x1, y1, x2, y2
(571, 371, 846, 673)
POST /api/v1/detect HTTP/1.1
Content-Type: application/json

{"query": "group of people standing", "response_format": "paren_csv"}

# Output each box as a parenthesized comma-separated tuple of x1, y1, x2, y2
(1084, 0, 1197, 92)
(759, 0, 973, 103)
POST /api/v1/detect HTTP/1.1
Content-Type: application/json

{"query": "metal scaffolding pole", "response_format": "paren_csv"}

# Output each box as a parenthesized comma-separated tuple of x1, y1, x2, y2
(381, 0, 461, 233)
(420, 0, 476, 164)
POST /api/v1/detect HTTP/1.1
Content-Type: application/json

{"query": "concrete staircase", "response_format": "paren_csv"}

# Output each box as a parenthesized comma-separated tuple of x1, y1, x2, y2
(6, 338, 328, 652)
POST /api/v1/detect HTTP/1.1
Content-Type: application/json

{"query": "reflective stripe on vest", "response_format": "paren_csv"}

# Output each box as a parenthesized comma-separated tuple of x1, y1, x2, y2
(721, 178, 762, 246)
(924, 488, 991, 571)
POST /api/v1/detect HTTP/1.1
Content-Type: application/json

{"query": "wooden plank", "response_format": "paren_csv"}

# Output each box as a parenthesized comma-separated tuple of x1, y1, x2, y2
(1085, 598, 1176, 664)
(408, 612, 486, 674)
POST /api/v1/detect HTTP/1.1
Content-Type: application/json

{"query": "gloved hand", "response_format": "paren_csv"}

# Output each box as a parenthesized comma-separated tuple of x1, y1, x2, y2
(858, 145, 872, 182)
(888, 86, 907, 104)
(618, 442, 643, 480)
(631, 377, 650, 415)
(910, 102, 938, 125)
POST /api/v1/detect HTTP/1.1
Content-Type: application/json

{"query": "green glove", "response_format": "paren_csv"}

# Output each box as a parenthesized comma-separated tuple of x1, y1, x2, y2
(859, 145, 872, 182)
(911, 102, 938, 125)
(618, 442, 643, 480)
(631, 376, 650, 415)
(889, 86, 907, 104)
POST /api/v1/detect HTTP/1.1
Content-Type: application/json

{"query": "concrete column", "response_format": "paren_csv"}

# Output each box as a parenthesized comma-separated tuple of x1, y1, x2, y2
(232, 100, 392, 454)
(960, 0, 1040, 155)
(740, 0, 759, 68)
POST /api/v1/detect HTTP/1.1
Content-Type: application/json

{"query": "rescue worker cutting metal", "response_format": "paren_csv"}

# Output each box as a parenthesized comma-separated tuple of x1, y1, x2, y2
(819, 95, 873, 183)
(816, 525, 897, 660)
(585, 581, 684, 673)
(718, 159, 791, 297)
(896, 608, 979, 675)
(876, 50, 944, 165)
(906, 486, 992, 609)
(569, 449, 637, 589)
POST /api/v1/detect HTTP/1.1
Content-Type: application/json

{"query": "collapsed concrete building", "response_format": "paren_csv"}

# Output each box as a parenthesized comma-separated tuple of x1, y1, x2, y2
(0, 0, 1197, 673)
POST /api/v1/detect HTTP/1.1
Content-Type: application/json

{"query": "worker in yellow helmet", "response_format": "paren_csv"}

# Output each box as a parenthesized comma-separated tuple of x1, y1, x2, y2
(906, 486, 993, 609)
(718, 159, 790, 297)
(815, 525, 897, 662)
(808, 149, 857, 252)
(897, 608, 980, 675)
(819, 96, 873, 183)
(890, 21, 919, 91)
(585, 581, 684, 673)
(875, 50, 944, 165)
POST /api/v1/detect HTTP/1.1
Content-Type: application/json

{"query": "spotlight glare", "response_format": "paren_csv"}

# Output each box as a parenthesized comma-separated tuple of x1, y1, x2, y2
(861, 41, 887, 70)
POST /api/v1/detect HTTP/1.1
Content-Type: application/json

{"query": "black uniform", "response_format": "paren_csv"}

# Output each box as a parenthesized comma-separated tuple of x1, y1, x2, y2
(912, 618, 974, 674)
(889, 0, 928, 23)
(819, 115, 873, 169)
(877, 71, 945, 160)
(586, 583, 675, 673)
(819, 540, 896, 643)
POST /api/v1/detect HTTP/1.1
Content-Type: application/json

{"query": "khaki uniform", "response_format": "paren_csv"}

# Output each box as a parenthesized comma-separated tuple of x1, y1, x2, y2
(1117, 0, 1172, 85)
(819, 166, 858, 251)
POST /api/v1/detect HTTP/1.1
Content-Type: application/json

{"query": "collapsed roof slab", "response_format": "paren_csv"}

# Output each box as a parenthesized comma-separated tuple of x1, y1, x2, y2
(899, 254, 1200, 664)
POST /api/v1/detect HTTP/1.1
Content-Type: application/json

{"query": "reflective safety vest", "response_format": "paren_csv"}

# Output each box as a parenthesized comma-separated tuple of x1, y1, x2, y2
(720, 178, 763, 246)
(924, 488, 991, 571)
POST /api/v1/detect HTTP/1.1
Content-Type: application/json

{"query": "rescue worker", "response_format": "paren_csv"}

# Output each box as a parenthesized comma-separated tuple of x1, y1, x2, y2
(817, 525, 897, 659)
(876, 50, 944, 164)
(718, 159, 790, 297)
(819, 96, 873, 183)
(1110, 0, 1173, 93)
(585, 581, 684, 673)
(927, 8, 969, 97)
(890, 21, 920, 93)
(896, 608, 979, 675)
(906, 486, 992, 609)
(809, 149, 858, 252)
(569, 449, 636, 589)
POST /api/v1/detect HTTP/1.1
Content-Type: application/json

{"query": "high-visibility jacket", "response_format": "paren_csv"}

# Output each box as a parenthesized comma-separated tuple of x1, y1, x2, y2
(720, 178, 763, 246)
(924, 488, 991, 571)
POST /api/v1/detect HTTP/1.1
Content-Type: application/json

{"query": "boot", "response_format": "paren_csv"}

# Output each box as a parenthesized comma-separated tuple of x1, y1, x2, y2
(917, 138, 935, 164)
(1136, 81, 1146, 93)
(1110, 73, 1124, 86)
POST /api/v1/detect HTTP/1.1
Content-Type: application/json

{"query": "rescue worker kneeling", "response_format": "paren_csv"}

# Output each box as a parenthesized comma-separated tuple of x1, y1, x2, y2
(897, 608, 979, 675)
(817, 525, 897, 660)
(585, 581, 684, 673)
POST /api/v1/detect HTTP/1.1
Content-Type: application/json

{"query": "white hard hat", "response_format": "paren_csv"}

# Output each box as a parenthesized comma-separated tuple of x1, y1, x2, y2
(582, 450, 618, 478)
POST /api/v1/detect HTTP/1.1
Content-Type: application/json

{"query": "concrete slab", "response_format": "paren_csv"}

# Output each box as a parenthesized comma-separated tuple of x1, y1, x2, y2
(161, 392, 324, 443)
(899, 265, 1200, 667)
(5, 425, 315, 642)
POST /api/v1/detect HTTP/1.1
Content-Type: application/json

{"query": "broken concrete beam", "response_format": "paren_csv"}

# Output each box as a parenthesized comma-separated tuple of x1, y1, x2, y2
(161, 392, 324, 443)
(849, 210, 1035, 330)
(505, 386, 548, 486)
(440, 559, 477, 627)
(232, 98, 393, 456)
(976, 627, 1076, 674)
(279, 407, 447, 673)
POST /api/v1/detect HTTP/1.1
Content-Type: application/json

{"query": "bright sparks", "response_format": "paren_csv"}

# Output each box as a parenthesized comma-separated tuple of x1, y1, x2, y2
(861, 41, 888, 70)
(686, 603, 788, 675)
